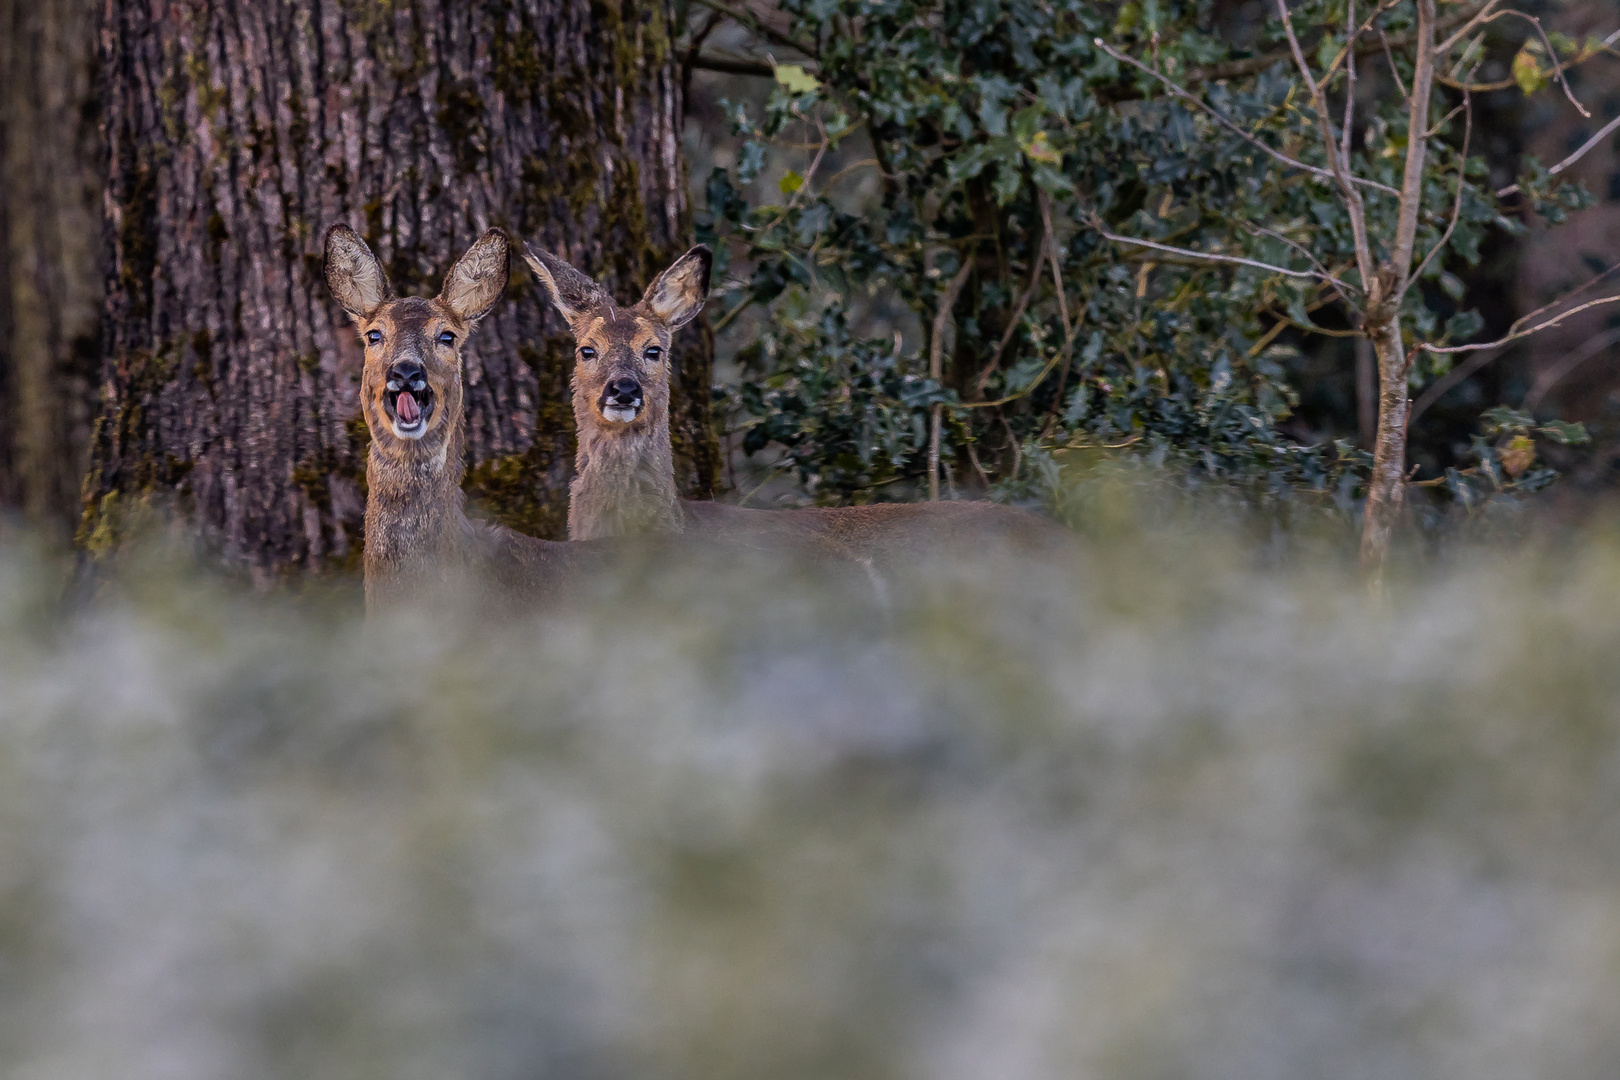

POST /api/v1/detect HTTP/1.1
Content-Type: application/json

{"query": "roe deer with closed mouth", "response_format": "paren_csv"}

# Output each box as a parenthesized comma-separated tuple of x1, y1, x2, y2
(523, 242, 1076, 568)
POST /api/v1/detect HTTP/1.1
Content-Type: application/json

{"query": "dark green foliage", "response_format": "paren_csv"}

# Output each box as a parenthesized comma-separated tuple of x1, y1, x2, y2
(696, 0, 1595, 513)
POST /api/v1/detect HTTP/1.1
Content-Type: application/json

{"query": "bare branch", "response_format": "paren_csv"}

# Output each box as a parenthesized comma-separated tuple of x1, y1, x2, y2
(1498, 111, 1620, 197)
(1389, 0, 1438, 291)
(1341, 0, 1359, 168)
(1092, 39, 1399, 196)
(1319, 0, 1406, 86)
(975, 228, 1048, 395)
(1435, 0, 1507, 55)
(1403, 86, 1472, 299)
(1418, 293, 1620, 356)
(1379, 24, 1411, 98)
(689, 52, 778, 78)
(1087, 215, 1334, 281)
(1508, 8, 1591, 118)
(1277, 0, 1377, 284)
(1239, 221, 1358, 303)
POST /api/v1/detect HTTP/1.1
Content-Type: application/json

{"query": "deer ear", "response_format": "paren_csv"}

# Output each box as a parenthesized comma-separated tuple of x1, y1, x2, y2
(324, 225, 392, 320)
(640, 245, 712, 329)
(523, 243, 613, 327)
(440, 228, 510, 323)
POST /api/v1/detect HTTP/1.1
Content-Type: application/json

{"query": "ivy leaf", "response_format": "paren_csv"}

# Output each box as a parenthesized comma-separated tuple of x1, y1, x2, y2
(779, 170, 804, 195)
(774, 64, 820, 96)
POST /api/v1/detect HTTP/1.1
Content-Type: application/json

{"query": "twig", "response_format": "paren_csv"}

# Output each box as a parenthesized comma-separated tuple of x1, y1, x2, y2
(1087, 213, 1332, 281)
(1092, 38, 1401, 197)
(710, 297, 753, 335)
(1038, 188, 1079, 422)
(1379, 24, 1411, 98)
(1498, 111, 1620, 197)
(1240, 222, 1359, 303)
(683, 11, 725, 100)
(1435, 0, 1507, 55)
(1418, 293, 1620, 355)
(928, 258, 976, 500)
(1508, 8, 1591, 118)
(976, 227, 1047, 394)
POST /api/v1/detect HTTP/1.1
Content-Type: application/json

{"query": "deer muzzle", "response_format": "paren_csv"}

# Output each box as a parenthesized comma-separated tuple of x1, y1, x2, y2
(599, 376, 643, 424)
(384, 358, 435, 439)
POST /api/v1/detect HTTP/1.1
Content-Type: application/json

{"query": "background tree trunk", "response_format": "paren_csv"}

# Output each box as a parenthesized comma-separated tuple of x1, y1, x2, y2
(87, 0, 718, 579)
(0, 0, 102, 541)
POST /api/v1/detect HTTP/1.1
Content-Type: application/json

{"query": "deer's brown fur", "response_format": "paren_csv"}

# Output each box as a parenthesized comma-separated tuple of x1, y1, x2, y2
(326, 225, 617, 612)
(524, 243, 1074, 564)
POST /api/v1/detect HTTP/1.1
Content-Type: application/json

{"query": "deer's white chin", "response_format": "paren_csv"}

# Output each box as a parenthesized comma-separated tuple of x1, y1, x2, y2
(602, 405, 640, 424)
(390, 419, 427, 440)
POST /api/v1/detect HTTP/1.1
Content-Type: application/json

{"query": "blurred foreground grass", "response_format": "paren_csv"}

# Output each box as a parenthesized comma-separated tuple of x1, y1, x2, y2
(2, 493, 1620, 1080)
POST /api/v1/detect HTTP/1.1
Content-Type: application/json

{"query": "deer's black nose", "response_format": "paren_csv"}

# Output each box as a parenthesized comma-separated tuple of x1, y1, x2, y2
(386, 359, 428, 393)
(602, 377, 642, 406)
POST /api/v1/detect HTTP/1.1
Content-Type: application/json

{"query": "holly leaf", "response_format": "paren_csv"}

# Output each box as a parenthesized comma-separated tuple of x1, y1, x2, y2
(1537, 420, 1590, 445)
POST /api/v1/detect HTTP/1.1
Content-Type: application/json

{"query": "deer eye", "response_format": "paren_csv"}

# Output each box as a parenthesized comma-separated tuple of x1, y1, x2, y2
(579, 346, 597, 362)
(438, 331, 456, 347)
(366, 330, 382, 346)
(643, 345, 662, 362)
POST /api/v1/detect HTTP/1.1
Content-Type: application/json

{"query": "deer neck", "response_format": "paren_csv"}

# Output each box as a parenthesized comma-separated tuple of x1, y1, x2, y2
(364, 427, 468, 603)
(569, 411, 682, 540)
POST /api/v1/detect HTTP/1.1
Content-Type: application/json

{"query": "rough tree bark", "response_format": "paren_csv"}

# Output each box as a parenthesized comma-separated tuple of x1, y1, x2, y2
(87, 0, 719, 578)
(0, 0, 102, 540)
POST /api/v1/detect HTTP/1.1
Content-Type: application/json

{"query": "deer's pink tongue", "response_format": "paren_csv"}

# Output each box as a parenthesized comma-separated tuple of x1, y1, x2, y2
(396, 391, 421, 424)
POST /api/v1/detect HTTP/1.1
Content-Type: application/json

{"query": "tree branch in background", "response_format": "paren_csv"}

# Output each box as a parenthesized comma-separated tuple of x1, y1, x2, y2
(688, 0, 819, 59)
(1277, 0, 1376, 285)
(928, 259, 975, 501)
(1417, 293, 1620, 356)
(1403, 87, 1472, 300)
(1086, 212, 1343, 284)
(689, 51, 778, 79)
(1498, 111, 1620, 197)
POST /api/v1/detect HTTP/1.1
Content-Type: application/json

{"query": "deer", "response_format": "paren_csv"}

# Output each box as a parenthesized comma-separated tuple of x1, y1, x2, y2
(324, 225, 873, 614)
(521, 242, 1075, 570)
(323, 223, 631, 613)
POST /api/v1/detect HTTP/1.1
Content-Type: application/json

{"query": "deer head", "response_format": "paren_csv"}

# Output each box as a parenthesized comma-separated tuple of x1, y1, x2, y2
(523, 244, 711, 434)
(325, 224, 510, 470)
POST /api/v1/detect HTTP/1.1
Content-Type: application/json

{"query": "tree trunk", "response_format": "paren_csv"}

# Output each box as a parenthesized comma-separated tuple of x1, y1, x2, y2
(1360, 318, 1409, 577)
(0, 0, 101, 540)
(87, 0, 718, 579)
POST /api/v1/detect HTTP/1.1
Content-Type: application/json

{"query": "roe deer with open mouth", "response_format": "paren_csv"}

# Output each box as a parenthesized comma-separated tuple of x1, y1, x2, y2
(326, 226, 874, 614)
